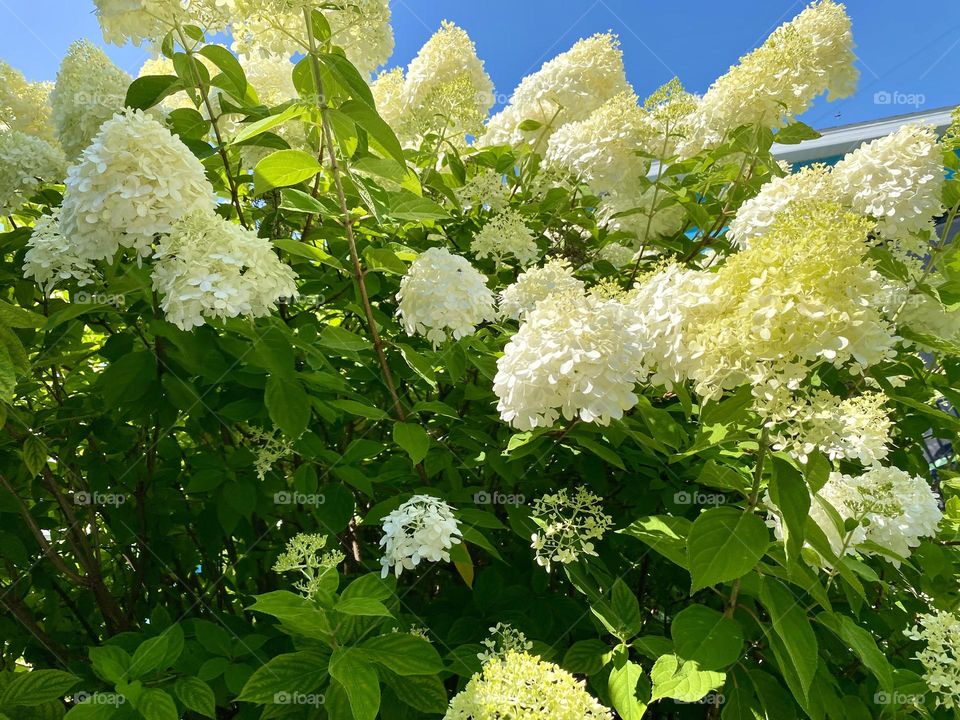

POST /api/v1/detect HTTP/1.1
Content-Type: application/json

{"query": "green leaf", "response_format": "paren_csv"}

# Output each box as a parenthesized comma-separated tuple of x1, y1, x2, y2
(0, 300, 44, 328)
(620, 515, 691, 568)
(774, 122, 821, 144)
(319, 325, 371, 352)
(362, 246, 408, 275)
(264, 375, 311, 439)
(125, 75, 182, 110)
(607, 651, 648, 720)
(279, 187, 330, 214)
(128, 627, 183, 679)
(671, 604, 744, 670)
(333, 596, 393, 617)
(21, 436, 47, 477)
(253, 149, 322, 195)
(0, 670, 78, 707)
(650, 654, 725, 702)
(198, 44, 249, 101)
(340, 100, 406, 166)
(63, 703, 118, 719)
(317, 53, 375, 107)
(393, 422, 430, 464)
(328, 648, 380, 720)
(174, 678, 215, 719)
(759, 578, 818, 699)
(769, 458, 810, 565)
(518, 119, 543, 131)
(380, 672, 448, 714)
(592, 579, 642, 641)
(816, 612, 893, 693)
(360, 634, 444, 676)
(687, 507, 770, 592)
(237, 650, 329, 703)
(136, 689, 177, 720)
(274, 238, 344, 270)
(233, 104, 306, 144)
(562, 639, 610, 675)
(398, 343, 437, 387)
(89, 646, 130, 684)
(387, 191, 449, 222)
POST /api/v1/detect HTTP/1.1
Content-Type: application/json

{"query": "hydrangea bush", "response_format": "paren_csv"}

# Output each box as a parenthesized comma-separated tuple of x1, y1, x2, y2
(2, 1, 960, 718)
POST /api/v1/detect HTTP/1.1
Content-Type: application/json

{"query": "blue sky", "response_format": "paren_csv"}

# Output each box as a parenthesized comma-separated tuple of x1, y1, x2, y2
(2, 0, 958, 130)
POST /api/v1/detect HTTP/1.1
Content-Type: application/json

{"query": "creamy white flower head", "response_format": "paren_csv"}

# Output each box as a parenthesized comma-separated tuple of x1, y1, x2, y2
(683, 0, 857, 154)
(768, 465, 941, 566)
(905, 610, 960, 709)
(634, 203, 896, 399)
(728, 165, 832, 249)
(94, 0, 233, 46)
(546, 92, 651, 193)
(400, 20, 493, 142)
(498, 258, 585, 321)
(757, 386, 892, 465)
(529, 487, 613, 570)
(152, 208, 298, 330)
(457, 168, 510, 212)
(596, 243, 637, 268)
(445, 651, 612, 720)
(51, 40, 131, 159)
(471, 209, 539, 266)
(371, 67, 405, 131)
(0, 60, 54, 141)
(831, 123, 944, 240)
(0, 129, 66, 216)
(23, 210, 97, 291)
(598, 185, 685, 244)
(60, 109, 214, 261)
(379, 494, 462, 578)
(477, 623, 533, 665)
(397, 247, 496, 347)
(240, 52, 297, 106)
(232, 0, 393, 78)
(494, 286, 645, 429)
(482, 33, 631, 149)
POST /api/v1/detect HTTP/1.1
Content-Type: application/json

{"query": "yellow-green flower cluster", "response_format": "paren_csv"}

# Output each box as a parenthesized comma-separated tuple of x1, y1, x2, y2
(529, 487, 613, 569)
(633, 203, 895, 398)
(471, 209, 539, 266)
(0, 129, 66, 217)
(483, 33, 631, 150)
(444, 651, 612, 720)
(0, 60, 54, 141)
(683, 0, 857, 153)
(50, 40, 131, 159)
(94, 0, 233, 46)
(272, 533, 344, 599)
(905, 610, 960, 709)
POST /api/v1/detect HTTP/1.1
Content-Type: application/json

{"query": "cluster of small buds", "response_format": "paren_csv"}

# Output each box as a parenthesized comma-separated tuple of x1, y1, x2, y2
(530, 488, 613, 570)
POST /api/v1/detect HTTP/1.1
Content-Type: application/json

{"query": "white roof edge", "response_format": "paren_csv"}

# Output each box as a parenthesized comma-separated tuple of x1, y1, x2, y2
(772, 106, 956, 163)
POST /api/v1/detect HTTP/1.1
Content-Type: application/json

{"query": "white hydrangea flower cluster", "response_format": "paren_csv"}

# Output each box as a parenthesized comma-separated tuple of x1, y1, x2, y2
(758, 387, 892, 465)
(682, 0, 858, 154)
(457, 168, 511, 212)
(498, 258, 585, 320)
(0, 60, 54, 141)
(94, 0, 233, 46)
(50, 40, 131, 159)
(0, 129, 66, 216)
(59, 109, 214, 261)
(243, 52, 297, 106)
(231, 0, 393, 78)
(445, 651, 612, 720)
(830, 123, 944, 241)
(727, 165, 831, 249)
(23, 210, 97, 291)
(397, 247, 496, 347)
(730, 125, 943, 252)
(379, 494, 462, 578)
(495, 286, 646, 429)
(904, 610, 960, 709)
(482, 33, 631, 149)
(371, 67, 405, 130)
(471, 210, 539, 266)
(768, 465, 942, 566)
(477, 623, 533, 664)
(631, 203, 896, 399)
(152, 209, 298, 330)
(529, 488, 613, 571)
(395, 21, 494, 144)
(546, 92, 651, 192)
